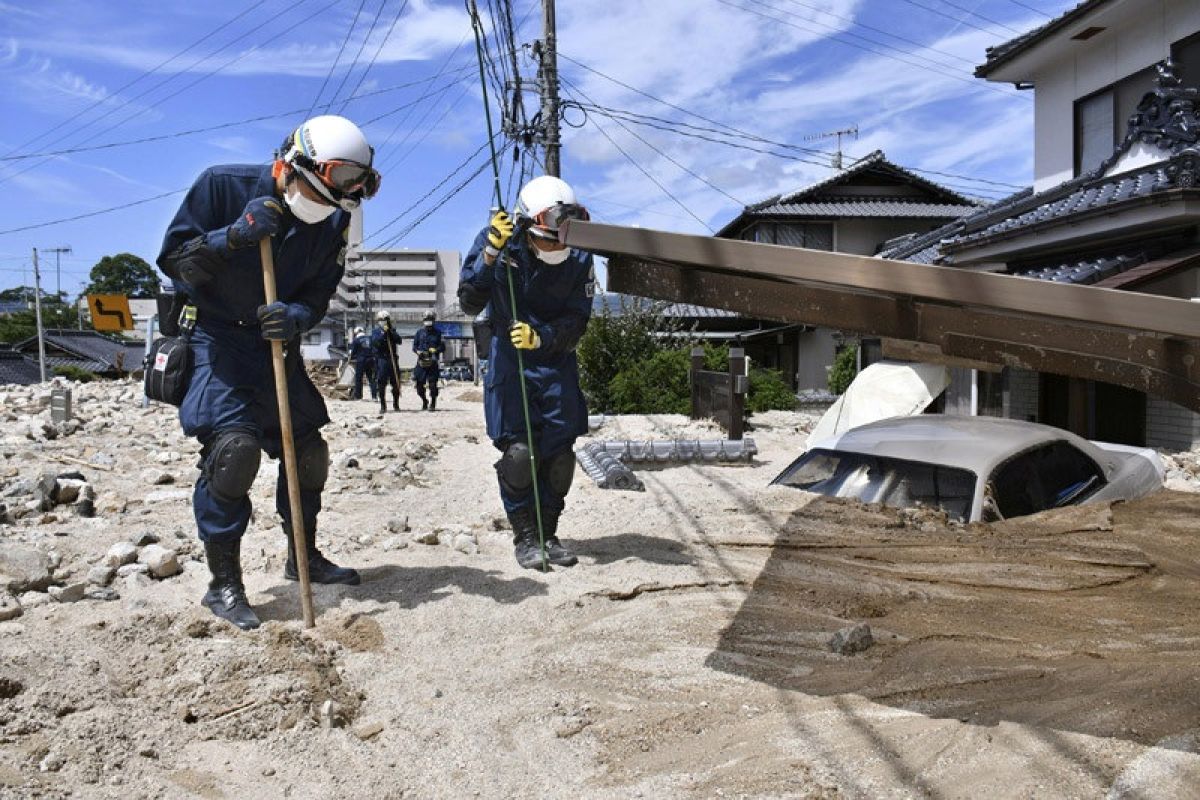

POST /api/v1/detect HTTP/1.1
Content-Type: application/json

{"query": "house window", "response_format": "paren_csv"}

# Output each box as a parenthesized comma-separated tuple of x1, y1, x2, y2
(1173, 32, 1200, 87)
(1075, 90, 1114, 175)
(1074, 66, 1156, 176)
(743, 222, 834, 250)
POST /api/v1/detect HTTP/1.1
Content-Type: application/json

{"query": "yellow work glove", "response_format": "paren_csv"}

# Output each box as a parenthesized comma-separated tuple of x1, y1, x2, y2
(510, 321, 541, 350)
(427, 347, 438, 354)
(486, 210, 514, 251)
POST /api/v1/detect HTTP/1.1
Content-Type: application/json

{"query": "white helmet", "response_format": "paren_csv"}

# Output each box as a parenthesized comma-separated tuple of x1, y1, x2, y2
(353, 326, 365, 336)
(516, 176, 589, 240)
(375, 310, 390, 323)
(279, 115, 380, 211)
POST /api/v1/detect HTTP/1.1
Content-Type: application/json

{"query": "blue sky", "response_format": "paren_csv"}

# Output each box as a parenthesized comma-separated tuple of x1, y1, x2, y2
(0, 0, 1076, 299)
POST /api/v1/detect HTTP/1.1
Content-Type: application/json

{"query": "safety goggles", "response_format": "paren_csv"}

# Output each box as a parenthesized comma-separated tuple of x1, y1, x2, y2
(527, 202, 589, 238)
(292, 152, 381, 199)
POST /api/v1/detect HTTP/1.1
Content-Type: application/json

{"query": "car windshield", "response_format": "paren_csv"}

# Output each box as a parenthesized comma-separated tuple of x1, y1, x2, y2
(773, 448, 977, 521)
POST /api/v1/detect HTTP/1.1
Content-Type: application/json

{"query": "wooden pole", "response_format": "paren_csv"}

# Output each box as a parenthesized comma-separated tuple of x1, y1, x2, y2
(259, 238, 316, 628)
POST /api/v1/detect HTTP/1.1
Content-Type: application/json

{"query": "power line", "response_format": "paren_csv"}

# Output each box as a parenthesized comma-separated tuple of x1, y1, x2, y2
(561, 76, 745, 206)
(325, 0, 390, 110)
(895, 0, 1011, 38)
(0, 0, 269, 162)
(365, 137, 500, 243)
(0, 189, 186, 237)
(338, 0, 411, 114)
(933, 0, 1026, 35)
(0, 69, 478, 162)
(1006, 0, 1052, 18)
(385, 85, 473, 170)
(307, 0, 368, 119)
(720, 0, 1029, 100)
(0, 0, 342, 188)
(371, 35, 471, 155)
(580, 111, 714, 233)
(774, 0, 980, 68)
(574, 102, 1022, 193)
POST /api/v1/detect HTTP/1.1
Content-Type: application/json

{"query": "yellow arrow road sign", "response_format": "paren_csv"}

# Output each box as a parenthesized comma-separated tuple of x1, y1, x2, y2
(86, 294, 134, 331)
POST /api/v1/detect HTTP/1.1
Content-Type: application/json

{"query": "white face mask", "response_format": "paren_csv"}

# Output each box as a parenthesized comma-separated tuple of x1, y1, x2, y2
(285, 184, 337, 224)
(423, 321, 433, 328)
(534, 245, 570, 265)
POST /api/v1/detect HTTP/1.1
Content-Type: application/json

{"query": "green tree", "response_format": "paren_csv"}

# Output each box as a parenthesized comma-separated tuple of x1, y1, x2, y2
(0, 305, 83, 344)
(828, 343, 859, 395)
(577, 294, 682, 412)
(610, 349, 692, 414)
(82, 253, 159, 298)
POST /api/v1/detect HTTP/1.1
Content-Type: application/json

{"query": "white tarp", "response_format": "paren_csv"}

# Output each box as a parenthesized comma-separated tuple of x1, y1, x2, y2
(808, 360, 951, 448)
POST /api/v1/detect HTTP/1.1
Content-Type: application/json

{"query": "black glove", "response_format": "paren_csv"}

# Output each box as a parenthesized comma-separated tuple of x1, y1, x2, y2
(228, 197, 284, 249)
(256, 302, 310, 341)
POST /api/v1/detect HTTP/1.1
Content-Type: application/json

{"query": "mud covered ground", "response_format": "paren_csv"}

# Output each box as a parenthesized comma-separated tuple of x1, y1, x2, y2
(1, 381, 1198, 798)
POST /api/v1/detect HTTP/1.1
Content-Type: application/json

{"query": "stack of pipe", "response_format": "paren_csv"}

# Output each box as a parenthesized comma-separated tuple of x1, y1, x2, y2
(574, 438, 756, 491)
(575, 443, 644, 491)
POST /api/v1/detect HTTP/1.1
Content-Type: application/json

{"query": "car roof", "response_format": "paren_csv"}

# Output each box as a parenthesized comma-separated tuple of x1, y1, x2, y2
(812, 415, 1109, 476)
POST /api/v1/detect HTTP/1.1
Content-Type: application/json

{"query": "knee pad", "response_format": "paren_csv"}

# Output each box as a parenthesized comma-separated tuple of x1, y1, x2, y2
(494, 442, 534, 497)
(296, 434, 329, 491)
(542, 448, 576, 498)
(205, 429, 261, 503)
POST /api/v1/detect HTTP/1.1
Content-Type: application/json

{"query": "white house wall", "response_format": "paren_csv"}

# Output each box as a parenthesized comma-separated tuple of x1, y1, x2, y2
(1031, 0, 1200, 191)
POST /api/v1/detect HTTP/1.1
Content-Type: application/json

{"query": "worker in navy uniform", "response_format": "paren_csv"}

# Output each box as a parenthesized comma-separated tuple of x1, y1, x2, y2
(156, 114, 381, 630)
(348, 326, 376, 400)
(458, 176, 595, 569)
(371, 310, 402, 413)
(412, 310, 445, 411)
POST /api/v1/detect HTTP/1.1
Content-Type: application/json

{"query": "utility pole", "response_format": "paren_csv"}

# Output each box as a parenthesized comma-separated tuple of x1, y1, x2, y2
(31, 248, 47, 383)
(43, 246, 71, 303)
(539, 0, 561, 177)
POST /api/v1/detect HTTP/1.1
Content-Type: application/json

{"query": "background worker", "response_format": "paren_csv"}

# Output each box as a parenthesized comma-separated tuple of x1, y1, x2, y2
(412, 310, 445, 411)
(458, 176, 595, 569)
(349, 326, 376, 401)
(156, 114, 379, 630)
(371, 309, 403, 413)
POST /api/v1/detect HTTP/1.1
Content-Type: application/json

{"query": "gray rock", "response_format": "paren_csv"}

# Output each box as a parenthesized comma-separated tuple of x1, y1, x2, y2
(452, 533, 478, 555)
(0, 546, 53, 593)
(84, 586, 119, 602)
(380, 535, 408, 552)
(0, 477, 34, 498)
(319, 699, 347, 728)
(138, 545, 181, 579)
(116, 563, 150, 577)
(362, 425, 384, 439)
(18, 591, 50, 609)
(0, 594, 22, 621)
(53, 478, 87, 504)
(103, 542, 139, 568)
(141, 469, 175, 486)
(144, 489, 190, 503)
(386, 516, 411, 534)
(49, 582, 87, 603)
(412, 530, 440, 545)
(829, 623, 874, 655)
(124, 572, 152, 591)
(87, 565, 116, 586)
(131, 531, 159, 547)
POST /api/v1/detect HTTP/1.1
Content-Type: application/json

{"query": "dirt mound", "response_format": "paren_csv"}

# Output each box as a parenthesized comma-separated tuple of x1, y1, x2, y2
(0, 610, 361, 792)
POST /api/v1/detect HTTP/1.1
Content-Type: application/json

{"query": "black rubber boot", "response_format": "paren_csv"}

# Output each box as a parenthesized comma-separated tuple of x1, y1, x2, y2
(429, 395, 437, 412)
(201, 539, 260, 631)
(509, 508, 548, 571)
(541, 509, 578, 567)
(392, 393, 400, 411)
(283, 525, 361, 585)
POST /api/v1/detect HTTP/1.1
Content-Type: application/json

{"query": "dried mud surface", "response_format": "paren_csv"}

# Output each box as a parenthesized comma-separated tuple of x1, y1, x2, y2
(0, 384, 1198, 798)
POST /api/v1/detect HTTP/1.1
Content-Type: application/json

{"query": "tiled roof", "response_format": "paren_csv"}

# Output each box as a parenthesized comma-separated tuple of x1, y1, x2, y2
(13, 329, 144, 374)
(748, 201, 977, 218)
(976, 0, 1114, 79)
(1011, 252, 1147, 285)
(718, 150, 978, 238)
(944, 158, 1193, 251)
(0, 349, 41, 386)
(661, 303, 738, 319)
(880, 65, 1200, 267)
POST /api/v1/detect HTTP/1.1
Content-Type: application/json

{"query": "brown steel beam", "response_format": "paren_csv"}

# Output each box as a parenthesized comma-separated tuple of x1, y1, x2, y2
(606, 252, 1200, 413)
(564, 220, 1200, 339)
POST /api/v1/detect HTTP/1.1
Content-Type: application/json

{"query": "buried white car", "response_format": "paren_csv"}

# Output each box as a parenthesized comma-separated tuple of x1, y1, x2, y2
(772, 415, 1165, 522)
